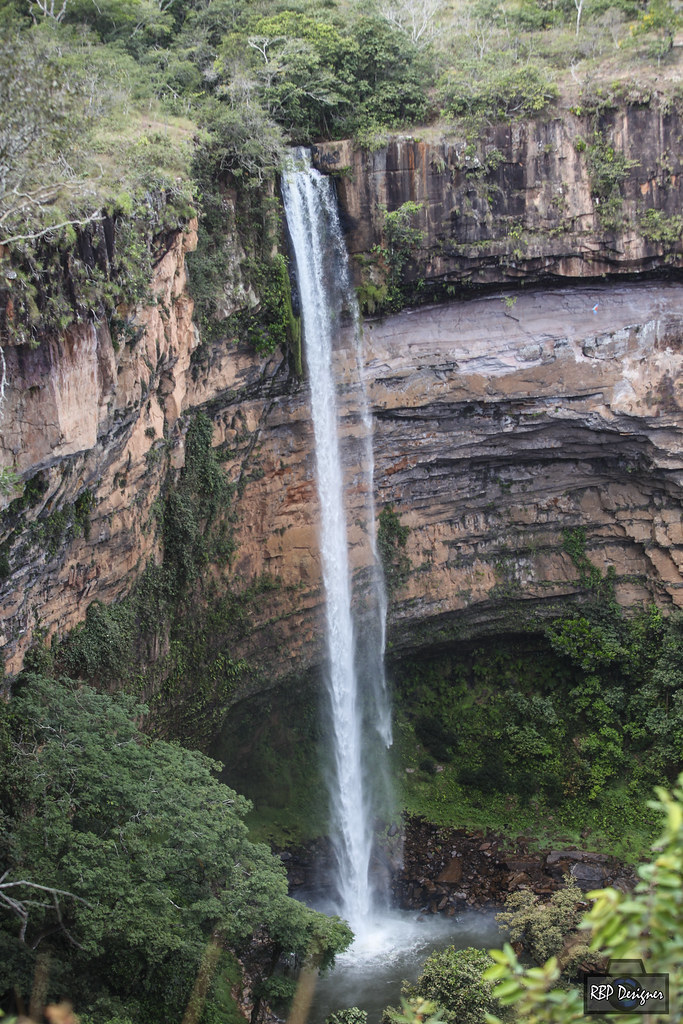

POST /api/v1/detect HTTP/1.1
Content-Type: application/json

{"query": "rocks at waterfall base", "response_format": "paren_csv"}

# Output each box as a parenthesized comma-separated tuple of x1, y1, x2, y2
(281, 817, 636, 913)
(392, 818, 636, 912)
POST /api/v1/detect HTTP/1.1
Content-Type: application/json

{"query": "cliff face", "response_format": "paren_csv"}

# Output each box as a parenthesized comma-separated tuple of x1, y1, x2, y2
(0, 224, 200, 673)
(183, 279, 683, 688)
(363, 281, 683, 649)
(1, 113, 682, 707)
(312, 103, 683, 291)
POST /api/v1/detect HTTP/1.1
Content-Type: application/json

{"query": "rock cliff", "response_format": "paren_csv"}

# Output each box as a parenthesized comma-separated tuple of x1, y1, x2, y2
(194, 278, 683, 686)
(312, 102, 683, 295)
(1, 114, 682, 715)
(0, 223, 201, 673)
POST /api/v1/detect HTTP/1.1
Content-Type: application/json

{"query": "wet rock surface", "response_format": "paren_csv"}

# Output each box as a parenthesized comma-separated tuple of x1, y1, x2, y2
(281, 817, 637, 915)
(392, 817, 637, 911)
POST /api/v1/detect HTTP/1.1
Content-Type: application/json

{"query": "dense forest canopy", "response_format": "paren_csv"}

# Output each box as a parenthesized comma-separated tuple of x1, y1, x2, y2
(0, 674, 352, 1022)
(0, 0, 679, 352)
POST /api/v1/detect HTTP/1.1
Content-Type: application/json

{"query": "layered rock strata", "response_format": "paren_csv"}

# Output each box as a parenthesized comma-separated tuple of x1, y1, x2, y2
(313, 103, 683, 290)
(364, 281, 683, 652)
(1, 139, 682, 700)
(200, 279, 683, 681)
(0, 223, 201, 674)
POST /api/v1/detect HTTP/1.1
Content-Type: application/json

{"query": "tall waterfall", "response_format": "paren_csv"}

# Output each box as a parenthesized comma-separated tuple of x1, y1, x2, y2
(281, 150, 392, 934)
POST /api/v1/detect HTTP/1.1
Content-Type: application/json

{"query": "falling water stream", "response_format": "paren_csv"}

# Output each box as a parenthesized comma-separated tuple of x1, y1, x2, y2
(281, 150, 391, 935)
(281, 151, 499, 1019)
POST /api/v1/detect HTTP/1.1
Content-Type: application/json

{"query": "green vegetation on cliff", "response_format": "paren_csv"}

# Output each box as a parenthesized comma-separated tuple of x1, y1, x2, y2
(1, 0, 680, 344)
(33, 411, 260, 746)
(485, 776, 683, 1023)
(393, 600, 683, 861)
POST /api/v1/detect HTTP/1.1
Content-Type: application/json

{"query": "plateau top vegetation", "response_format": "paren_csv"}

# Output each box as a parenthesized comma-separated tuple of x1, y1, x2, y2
(0, 0, 680, 258)
(0, 0, 680, 351)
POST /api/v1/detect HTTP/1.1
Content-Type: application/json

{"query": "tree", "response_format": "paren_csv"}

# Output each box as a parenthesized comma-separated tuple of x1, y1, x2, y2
(484, 774, 683, 1023)
(574, 0, 584, 35)
(29, 0, 68, 22)
(378, 0, 444, 46)
(0, 674, 351, 1022)
(393, 947, 510, 1024)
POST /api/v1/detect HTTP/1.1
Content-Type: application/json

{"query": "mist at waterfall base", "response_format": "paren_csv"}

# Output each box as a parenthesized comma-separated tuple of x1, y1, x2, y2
(282, 152, 498, 1020)
(307, 906, 501, 1024)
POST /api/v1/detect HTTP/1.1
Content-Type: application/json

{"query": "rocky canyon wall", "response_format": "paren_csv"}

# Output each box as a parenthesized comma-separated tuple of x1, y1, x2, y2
(200, 279, 683, 683)
(312, 102, 683, 291)
(1, 109, 682, 715)
(0, 222, 202, 675)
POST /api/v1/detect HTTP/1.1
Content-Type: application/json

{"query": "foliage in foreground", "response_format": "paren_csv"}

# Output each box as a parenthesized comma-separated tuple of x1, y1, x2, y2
(382, 948, 509, 1024)
(380, 780, 683, 1024)
(485, 774, 683, 1023)
(0, 674, 351, 1024)
(405, 947, 510, 1024)
(496, 877, 601, 975)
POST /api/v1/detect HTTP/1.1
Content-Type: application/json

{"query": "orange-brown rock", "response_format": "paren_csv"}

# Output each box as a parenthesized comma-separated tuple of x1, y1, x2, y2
(1, 133, 683, 714)
(0, 221, 200, 673)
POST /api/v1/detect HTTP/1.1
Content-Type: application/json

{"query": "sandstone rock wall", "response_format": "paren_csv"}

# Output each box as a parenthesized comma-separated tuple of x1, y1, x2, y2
(313, 103, 683, 288)
(0, 224, 201, 673)
(1, 122, 682, 702)
(202, 279, 683, 681)
(362, 281, 683, 650)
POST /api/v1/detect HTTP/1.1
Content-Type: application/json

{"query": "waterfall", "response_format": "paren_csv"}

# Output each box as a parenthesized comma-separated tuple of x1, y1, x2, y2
(281, 150, 392, 935)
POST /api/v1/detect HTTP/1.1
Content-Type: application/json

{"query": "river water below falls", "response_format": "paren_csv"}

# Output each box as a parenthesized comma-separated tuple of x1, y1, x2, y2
(303, 905, 502, 1024)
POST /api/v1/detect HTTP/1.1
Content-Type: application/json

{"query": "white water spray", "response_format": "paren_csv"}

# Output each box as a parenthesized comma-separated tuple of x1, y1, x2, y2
(281, 151, 392, 935)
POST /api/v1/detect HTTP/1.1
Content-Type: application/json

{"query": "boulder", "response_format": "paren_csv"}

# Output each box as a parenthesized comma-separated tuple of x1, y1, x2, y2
(437, 857, 464, 885)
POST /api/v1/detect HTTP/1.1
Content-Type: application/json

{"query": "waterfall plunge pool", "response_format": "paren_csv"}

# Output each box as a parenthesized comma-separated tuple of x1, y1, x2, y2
(298, 900, 502, 1024)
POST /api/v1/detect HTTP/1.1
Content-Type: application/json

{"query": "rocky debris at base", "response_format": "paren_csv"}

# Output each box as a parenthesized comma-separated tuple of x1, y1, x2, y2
(392, 817, 637, 913)
(280, 817, 637, 915)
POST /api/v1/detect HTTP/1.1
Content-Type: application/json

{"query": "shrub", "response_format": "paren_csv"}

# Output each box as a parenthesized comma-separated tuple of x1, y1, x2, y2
(440, 60, 558, 122)
(496, 877, 598, 969)
(485, 774, 683, 1023)
(326, 1008, 369, 1024)
(411, 946, 509, 1024)
(378, 504, 411, 593)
